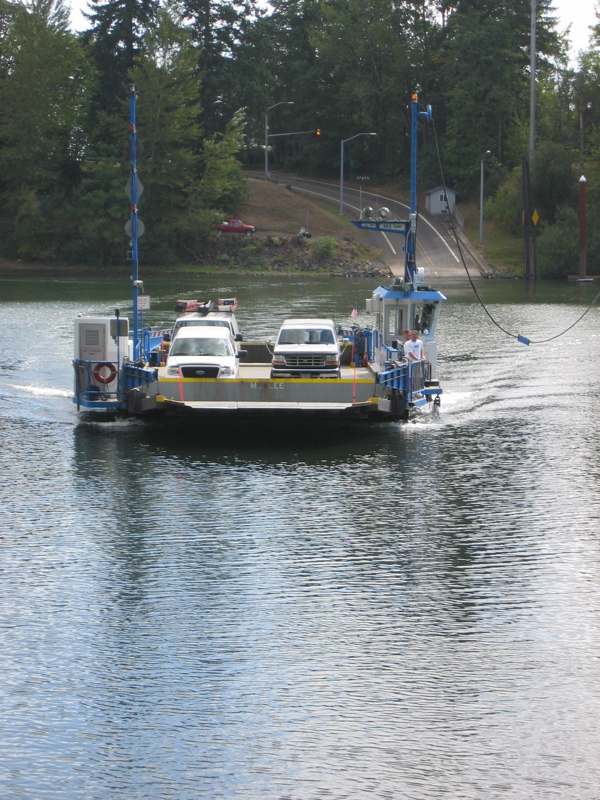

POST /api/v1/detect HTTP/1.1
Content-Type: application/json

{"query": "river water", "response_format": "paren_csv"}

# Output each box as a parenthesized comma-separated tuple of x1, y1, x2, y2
(1, 273, 600, 800)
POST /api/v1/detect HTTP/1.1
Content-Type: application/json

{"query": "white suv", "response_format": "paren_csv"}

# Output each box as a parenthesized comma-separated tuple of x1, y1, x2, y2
(271, 319, 341, 378)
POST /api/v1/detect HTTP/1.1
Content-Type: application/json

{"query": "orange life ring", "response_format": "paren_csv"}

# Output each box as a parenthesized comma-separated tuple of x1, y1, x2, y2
(92, 362, 118, 385)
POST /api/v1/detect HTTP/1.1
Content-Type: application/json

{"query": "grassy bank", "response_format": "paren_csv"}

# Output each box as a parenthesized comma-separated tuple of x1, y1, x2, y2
(459, 201, 525, 275)
(238, 178, 524, 276)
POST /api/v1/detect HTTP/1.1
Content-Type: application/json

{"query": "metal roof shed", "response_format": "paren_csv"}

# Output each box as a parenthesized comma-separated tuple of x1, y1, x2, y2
(424, 186, 456, 215)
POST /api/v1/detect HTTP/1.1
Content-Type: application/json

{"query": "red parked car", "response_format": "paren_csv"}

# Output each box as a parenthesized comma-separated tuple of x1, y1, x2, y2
(213, 219, 256, 235)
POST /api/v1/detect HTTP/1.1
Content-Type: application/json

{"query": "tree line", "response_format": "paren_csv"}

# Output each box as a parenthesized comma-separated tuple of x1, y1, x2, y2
(0, 0, 598, 275)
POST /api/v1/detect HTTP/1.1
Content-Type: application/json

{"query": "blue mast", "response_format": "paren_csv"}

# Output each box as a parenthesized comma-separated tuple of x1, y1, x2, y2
(128, 84, 140, 360)
(406, 93, 432, 286)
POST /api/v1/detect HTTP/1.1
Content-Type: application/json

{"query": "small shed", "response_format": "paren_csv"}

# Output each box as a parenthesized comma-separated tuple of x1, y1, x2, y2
(424, 186, 456, 215)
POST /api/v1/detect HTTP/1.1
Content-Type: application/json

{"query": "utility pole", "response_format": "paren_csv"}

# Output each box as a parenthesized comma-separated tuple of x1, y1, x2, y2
(529, 0, 536, 158)
(479, 151, 491, 246)
(521, 156, 538, 280)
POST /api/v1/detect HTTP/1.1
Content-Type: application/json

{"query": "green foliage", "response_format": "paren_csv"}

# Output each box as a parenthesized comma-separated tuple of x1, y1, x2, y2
(536, 205, 578, 278)
(196, 109, 249, 214)
(84, 0, 160, 141)
(62, 158, 128, 265)
(306, 0, 425, 178)
(129, 6, 202, 243)
(182, 0, 259, 139)
(438, 10, 527, 196)
(531, 142, 576, 224)
(12, 190, 47, 260)
(240, 239, 263, 255)
(486, 171, 523, 236)
(0, 0, 594, 272)
(312, 236, 337, 259)
(0, 0, 93, 194)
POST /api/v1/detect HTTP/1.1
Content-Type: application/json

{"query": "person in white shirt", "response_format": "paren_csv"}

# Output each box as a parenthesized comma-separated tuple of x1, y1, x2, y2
(405, 329, 425, 361)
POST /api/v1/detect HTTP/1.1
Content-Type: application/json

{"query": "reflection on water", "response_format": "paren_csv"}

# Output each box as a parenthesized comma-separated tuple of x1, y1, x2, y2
(1, 276, 600, 799)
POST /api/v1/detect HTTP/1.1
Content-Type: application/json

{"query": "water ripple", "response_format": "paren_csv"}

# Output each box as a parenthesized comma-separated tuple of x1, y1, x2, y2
(2, 280, 600, 798)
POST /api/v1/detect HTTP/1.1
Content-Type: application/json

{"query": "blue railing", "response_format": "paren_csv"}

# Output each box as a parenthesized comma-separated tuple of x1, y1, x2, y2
(408, 360, 426, 394)
(122, 362, 158, 392)
(73, 359, 121, 409)
(378, 363, 407, 391)
(377, 357, 429, 405)
(74, 359, 159, 411)
(143, 327, 170, 359)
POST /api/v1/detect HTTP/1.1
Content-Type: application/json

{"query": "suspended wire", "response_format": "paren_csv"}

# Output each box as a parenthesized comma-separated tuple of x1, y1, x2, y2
(429, 119, 600, 345)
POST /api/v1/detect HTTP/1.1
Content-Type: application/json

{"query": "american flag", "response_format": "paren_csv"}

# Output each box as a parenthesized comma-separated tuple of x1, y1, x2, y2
(350, 304, 358, 318)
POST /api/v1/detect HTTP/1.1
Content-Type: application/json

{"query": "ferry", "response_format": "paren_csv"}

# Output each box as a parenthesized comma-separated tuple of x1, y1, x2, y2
(73, 89, 446, 424)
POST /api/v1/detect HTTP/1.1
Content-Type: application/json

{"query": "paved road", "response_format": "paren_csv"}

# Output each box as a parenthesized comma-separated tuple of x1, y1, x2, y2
(271, 175, 487, 280)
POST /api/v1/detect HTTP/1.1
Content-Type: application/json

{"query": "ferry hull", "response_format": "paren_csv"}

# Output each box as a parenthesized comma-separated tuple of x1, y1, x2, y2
(125, 365, 406, 423)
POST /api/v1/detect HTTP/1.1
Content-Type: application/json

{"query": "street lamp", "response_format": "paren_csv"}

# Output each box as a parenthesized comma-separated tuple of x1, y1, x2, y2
(479, 150, 491, 246)
(265, 102, 294, 180)
(339, 132, 377, 215)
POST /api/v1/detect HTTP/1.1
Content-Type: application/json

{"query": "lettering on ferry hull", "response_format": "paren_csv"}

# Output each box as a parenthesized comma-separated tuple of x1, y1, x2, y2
(250, 382, 285, 389)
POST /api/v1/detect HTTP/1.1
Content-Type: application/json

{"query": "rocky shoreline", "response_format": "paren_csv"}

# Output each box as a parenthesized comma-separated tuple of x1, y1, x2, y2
(0, 234, 392, 279)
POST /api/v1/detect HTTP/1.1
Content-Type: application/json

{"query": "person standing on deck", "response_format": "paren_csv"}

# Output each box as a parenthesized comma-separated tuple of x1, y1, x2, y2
(405, 330, 425, 362)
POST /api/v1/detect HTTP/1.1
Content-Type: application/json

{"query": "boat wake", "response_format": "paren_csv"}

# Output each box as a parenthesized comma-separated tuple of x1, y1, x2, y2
(76, 414, 146, 431)
(10, 383, 72, 399)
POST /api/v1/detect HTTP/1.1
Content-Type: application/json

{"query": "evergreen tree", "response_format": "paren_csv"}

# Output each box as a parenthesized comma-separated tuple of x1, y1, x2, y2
(0, 0, 93, 258)
(181, 0, 259, 137)
(129, 4, 203, 263)
(436, 0, 562, 196)
(83, 0, 160, 141)
(280, 0, 441, 179)
(222, 10, 283, 163)
(196, 107, 248, 213)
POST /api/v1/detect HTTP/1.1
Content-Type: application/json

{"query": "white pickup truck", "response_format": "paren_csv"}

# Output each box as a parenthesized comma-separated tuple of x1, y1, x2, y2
(270, 318, 341, 378)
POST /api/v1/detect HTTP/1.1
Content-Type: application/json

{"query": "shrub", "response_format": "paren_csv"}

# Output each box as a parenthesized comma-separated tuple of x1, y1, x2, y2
(312, 235, 337, 259)
(537, 205, 578, 278)
(486, 171, 522, 236)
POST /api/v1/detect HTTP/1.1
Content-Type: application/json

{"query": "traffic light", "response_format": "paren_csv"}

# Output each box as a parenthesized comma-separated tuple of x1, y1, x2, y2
(315, 128, 321, 137)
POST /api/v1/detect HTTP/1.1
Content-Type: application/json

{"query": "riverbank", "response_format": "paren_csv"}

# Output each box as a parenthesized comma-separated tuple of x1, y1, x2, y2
(0, 179, 389, 278)
(0, 242, 390, 279)
(0, 177, 512, 279)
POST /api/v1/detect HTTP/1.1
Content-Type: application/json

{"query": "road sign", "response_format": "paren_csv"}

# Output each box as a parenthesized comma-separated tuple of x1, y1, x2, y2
(125, 218, 145, 238)
(125, 175, 144, 201)
(351, 219, 410, 234)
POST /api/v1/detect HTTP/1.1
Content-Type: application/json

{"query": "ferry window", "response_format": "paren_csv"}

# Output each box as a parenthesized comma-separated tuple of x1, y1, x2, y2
(385, 308, 404, 341)
(414, 302, 436, 333)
